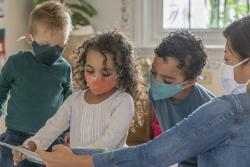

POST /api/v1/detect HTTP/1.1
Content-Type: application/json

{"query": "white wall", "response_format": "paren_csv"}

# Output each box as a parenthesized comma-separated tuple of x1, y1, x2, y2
(0, 0, 32, 133)
(87, 0, 122, 32)
(0, 0, 32, 55)
(66, 0, 123, 32)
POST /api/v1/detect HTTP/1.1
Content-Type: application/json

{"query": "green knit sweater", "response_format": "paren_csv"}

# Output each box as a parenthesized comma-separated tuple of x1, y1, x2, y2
(0, 51, 72, 133)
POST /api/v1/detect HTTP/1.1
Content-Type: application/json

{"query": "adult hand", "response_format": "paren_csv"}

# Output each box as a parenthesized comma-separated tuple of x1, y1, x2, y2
(36, 144, 95, 167)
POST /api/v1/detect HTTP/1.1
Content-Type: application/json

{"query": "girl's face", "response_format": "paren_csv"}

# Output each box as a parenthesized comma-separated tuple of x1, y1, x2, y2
(84, 49, 118, 79)
(224, 40, 250, 84)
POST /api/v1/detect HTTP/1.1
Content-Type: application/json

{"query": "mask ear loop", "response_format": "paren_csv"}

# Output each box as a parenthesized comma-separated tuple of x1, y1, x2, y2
(246, 79, 250, 86)
(233, 58, 250, 67)
(234, 58, 250, 86)
(17, 34, 34, 45)
(227, 40, 250, 67)
(180, 80, 193, 90)
(245, 50, 250, 84)
(16, 36, 26, 42)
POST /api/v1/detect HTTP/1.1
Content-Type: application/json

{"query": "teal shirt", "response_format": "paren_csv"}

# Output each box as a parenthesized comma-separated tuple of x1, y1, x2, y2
(0, 51, 72, 133)
(149, 84, 215, 167)
(149, 84, 215, 130)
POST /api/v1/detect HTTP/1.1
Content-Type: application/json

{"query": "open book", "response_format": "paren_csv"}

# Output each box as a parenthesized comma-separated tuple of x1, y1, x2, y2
(0, 141, 44, 165)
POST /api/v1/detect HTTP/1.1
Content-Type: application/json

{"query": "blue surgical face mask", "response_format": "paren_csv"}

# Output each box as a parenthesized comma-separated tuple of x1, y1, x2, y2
(32, 41, 65, 66)
(149, 72, 186, 101)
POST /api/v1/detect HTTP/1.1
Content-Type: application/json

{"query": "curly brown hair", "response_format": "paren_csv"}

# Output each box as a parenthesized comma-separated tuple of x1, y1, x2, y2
(155, 30, 207, 80)
(72, 30, 148, 132)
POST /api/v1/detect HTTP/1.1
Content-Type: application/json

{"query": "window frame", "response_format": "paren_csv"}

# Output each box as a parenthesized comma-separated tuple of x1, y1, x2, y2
(131, 0, 226, 49)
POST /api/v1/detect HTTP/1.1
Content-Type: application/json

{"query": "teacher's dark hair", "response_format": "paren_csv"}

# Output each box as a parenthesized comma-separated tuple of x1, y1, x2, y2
(223, 15, 250, 60)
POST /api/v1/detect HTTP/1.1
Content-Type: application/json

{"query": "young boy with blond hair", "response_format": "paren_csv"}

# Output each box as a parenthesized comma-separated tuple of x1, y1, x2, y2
(0, 1, 72, 167)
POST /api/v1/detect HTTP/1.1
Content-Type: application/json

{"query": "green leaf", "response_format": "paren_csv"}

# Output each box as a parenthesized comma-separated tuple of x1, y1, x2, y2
(67, 3, 97, 17)
(78, 0, 97, 15)
(71, 12, 90, 28)
(33, 0, 97, 27)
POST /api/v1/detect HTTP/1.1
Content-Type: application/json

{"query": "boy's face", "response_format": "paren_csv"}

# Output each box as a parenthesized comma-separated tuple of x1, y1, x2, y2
(151, 56, 186, 84)
(32, 25, 68, 48)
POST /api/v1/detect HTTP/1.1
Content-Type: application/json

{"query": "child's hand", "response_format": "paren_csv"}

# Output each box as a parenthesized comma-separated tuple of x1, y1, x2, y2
(63, 132, 70, 147)
(36, 145, 94, 167)
(12, 141, 37, 166)
(12, 145, 29, 166)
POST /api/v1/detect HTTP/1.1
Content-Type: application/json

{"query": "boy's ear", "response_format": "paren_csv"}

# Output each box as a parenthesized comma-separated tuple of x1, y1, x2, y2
(183, 79, 197, 89)
(25, 33, 33, 46)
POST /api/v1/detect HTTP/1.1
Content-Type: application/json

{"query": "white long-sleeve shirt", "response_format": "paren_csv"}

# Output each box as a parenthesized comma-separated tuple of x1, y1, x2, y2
(25, 90, 135, 150)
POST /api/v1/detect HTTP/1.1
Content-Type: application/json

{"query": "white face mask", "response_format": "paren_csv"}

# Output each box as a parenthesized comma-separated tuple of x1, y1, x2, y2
(221, 58, 250, 94)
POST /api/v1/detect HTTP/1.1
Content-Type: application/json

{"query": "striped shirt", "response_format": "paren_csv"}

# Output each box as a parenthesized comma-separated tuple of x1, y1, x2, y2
(25, 90, 134, 150)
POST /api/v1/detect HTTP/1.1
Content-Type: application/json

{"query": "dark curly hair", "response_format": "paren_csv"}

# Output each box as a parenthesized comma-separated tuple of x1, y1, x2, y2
(154, 30, 207, 80)
(72, 30, 147, 132)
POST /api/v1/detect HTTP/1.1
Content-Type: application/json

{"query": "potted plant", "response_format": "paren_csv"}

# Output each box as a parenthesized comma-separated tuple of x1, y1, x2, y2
(34, 0, 97, 63)
(34, 0, 97, 29)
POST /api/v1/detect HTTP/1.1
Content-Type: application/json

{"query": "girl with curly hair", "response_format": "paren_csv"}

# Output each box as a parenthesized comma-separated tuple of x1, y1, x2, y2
(13, 31, 147, 165)
(72, 30, 147, 133)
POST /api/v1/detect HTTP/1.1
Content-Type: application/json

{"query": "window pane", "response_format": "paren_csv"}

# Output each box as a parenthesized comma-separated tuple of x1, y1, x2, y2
(163, 0, 249, 29)
(163, 0, 190, 29)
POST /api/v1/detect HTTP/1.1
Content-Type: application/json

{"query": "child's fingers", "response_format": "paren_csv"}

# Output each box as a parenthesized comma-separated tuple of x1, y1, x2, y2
(12, 150, 26, 166)
(12, 150, 21, 159)
(63, 134, 70, 147)
(12, 148, 27, 165)
(12, 150, 24, 159)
